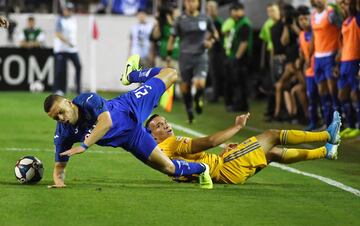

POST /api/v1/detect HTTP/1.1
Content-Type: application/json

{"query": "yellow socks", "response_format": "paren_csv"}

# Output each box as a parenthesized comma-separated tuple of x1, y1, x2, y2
(280, 130, 329, 145)
(280, 147, 326, 163)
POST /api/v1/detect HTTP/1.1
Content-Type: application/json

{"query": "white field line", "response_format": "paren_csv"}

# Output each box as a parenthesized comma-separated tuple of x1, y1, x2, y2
(171, 123, 360, 197)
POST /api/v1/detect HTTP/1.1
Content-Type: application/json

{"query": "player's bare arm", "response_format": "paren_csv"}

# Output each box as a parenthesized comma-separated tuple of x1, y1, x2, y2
(48, 162, 67, 188)
(191, 113, 250, 153)
(167, 35, 175, 54)
(235, 41, 248, 59)
(60, 112, 112, 157)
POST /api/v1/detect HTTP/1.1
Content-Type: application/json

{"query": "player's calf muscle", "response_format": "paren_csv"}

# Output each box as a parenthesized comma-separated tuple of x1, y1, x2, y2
(155, 68, 178, 88)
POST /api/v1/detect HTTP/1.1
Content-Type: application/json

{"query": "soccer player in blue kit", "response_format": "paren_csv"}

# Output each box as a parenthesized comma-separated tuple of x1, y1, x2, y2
(44, 55, 213, 189)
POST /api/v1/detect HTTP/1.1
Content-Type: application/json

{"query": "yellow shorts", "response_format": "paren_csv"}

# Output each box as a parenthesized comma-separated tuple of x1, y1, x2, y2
(218, 137, 268, 184)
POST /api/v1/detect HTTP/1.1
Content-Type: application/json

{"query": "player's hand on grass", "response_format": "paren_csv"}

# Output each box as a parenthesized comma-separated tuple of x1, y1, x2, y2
(60, 146, 86, 157)
(235, 113, 250, 128)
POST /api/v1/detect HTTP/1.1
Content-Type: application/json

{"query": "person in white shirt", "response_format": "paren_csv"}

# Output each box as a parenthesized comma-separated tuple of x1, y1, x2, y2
(129, 9, 154, 67)
(53, 2, 82, 95)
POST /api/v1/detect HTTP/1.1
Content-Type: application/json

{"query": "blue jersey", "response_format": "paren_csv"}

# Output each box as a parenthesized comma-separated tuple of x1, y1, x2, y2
(54, 77, 166, 163)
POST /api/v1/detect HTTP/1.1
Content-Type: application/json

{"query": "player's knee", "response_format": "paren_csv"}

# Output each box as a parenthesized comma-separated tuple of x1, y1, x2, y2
(162, 67, 178, 83)
(264, 129, 281, 143)
(162, 162, 175, 175)
(267, 148, 283, 162)
(350, 91, 359, 101)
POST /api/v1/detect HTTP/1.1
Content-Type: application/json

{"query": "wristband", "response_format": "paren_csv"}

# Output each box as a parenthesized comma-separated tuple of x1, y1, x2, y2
(80, 142, 89, 150)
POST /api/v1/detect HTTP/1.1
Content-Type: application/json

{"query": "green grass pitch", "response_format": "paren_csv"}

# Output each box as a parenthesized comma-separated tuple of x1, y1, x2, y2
(0, 92, 359, 226)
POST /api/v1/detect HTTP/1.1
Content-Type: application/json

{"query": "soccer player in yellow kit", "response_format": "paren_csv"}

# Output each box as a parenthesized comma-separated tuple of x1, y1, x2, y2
(145, 111, 341, 184)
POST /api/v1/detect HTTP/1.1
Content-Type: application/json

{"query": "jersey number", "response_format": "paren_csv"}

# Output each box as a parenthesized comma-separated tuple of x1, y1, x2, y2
(134, 85, 152, 99)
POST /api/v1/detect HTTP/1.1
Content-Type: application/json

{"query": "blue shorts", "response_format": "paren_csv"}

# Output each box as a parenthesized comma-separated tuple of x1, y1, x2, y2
(306, 77, 318, 99)
(121, 77, 166, 162)
(314, 55, 336, 84)
(337, 60, 360, 91)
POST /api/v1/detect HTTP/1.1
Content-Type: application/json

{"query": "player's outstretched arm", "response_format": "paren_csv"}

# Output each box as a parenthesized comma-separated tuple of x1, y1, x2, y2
(191, 113, 250, 153)
(48, 162, 67, 188)
(60, 112, 113, 157)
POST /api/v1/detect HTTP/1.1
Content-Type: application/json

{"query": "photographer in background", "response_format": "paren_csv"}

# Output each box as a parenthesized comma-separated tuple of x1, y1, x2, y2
(272, 4, 301, 122)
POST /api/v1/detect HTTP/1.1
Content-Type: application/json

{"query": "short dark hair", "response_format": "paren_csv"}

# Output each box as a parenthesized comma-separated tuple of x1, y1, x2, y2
(28, 16, 35, 21)
(297, 5, 310, 16)
(145, 114, 160, 133)
(230, 2, 244, 11)
(44, 94, 63, 113)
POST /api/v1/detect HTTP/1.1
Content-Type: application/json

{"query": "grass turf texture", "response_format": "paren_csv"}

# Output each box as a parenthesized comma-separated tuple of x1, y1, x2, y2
(0, 92, 359, 226)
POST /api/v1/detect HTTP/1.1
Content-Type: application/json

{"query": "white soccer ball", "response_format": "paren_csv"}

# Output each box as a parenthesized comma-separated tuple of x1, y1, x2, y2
(14, 156, 44, 184)
(29, 80, 45, 93)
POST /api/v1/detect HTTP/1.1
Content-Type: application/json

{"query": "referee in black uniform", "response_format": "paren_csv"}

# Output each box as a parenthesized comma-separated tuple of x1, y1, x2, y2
(168, 0, 218, 123)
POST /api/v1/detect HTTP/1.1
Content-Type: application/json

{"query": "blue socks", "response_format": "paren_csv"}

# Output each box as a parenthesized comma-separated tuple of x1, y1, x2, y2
(342, 100, 355, 128)
(331, 93, 340, 113)
(128, 67, 162, 83)
(171, 159, 206, 176)
(320, 94, 332, 126)
(308, 98, 318, 126)
(354, 101, 360, 129)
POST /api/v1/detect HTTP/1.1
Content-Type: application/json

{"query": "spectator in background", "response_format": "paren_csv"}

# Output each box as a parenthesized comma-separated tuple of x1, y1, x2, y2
(259, 3, 279, 58)
(263, 3, 282, 121)
(297, 5, 319, 130)
(53, 2, 82, 95)
(258, 3, 279, 98)
(129, 9, 154, 67)
(310, 0, 342, 126)
(222, 2, 253, 112)
(273, 4, 300, 121)
(168, 0, 218, 123)
(19, 16, 45, 48)
(151, 5, 180, 68)
(206, 0, 224, 103)
(337, 0, 360, 138)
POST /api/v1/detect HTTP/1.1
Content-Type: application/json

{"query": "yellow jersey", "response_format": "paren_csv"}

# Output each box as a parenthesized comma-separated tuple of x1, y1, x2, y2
(159, 135, 267, 184)
(159, 136, 223, 180)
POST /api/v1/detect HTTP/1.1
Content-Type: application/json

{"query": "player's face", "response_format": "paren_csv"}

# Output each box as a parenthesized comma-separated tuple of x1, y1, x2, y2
(314, 0, 326, 8)
(268, 5, 280, 20)
(185, 0, 199, 13)
(27, 19, 35, 29)
(338, 0, 350, 14)
(206, 3, 217, 17)
(148, 116, 174, 142)
(47, 98, 78, 125)
(298, 15, 310, 29)
(137, 12, 147, 23)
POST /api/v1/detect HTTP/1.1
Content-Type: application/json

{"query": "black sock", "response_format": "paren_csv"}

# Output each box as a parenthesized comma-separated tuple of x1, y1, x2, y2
(195, 88, 204, 102)
(183, 92, 193, 113)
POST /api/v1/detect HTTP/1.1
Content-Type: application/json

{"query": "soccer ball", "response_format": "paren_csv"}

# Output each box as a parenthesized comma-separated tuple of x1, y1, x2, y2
(29, 80, 44, 93)
(14, 156, 44, 184)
